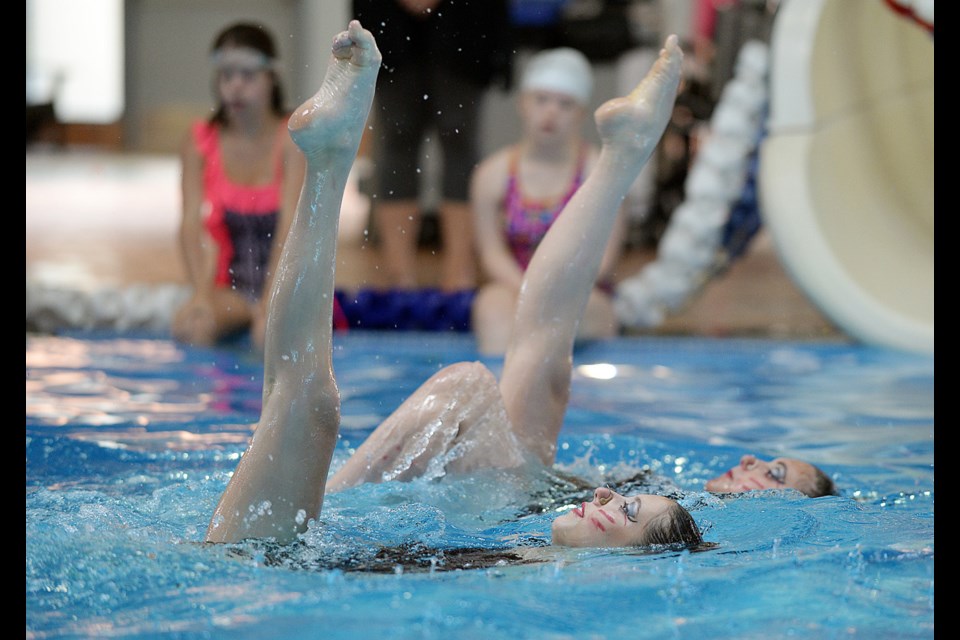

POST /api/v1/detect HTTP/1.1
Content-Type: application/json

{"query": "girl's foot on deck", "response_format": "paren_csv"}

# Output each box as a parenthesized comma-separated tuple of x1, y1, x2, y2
(288, 20, 381, 155)
(593, 35, 683, 168)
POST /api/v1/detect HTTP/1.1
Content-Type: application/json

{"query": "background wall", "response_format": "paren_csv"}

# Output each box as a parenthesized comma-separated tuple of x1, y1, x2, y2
(123, 0, 349, 152)
(118, 0, 655, 158)
(26, 0, 693, 228)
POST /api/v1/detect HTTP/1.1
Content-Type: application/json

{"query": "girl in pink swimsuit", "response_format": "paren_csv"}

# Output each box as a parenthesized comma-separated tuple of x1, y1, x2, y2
(471, 47, 626, 355)
(193, 119, 287, 301)
(173, 23, 347, 350)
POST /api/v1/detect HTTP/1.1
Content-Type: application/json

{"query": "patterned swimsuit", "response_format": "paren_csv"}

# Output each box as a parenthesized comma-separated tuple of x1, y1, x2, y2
(195, 121, 284, 301)
(503, 146, 587, 269)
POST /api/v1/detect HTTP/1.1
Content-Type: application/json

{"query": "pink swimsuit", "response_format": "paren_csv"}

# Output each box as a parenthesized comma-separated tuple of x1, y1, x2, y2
(503, 146, 587, 269)
(195, 121, 284, 301)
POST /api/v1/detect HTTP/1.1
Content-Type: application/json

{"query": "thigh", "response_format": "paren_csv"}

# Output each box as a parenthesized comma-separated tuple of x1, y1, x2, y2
(472, 283, 519, 356)
(327, 361, 524, 491)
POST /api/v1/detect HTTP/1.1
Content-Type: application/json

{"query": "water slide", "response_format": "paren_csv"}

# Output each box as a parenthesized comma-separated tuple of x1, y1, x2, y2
(759, 0, 933, 354)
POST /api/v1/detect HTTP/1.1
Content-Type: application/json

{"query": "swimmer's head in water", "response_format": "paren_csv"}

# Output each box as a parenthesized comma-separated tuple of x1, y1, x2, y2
(209, 22, 285, 122)
(705, 454, 837, 498)
(551, 487, 703, 548)
(521, 47, 593, 106)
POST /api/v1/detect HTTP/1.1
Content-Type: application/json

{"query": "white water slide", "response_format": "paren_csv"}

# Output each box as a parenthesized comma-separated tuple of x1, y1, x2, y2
(759, 0, 933, 354)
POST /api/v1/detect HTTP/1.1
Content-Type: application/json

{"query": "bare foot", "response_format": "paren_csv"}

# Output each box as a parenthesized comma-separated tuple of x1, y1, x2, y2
(594, 35, 683, 166)
(288, 20, 382, 155)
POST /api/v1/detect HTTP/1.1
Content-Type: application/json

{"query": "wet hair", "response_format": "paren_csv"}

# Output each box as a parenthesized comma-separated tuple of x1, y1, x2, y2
(801, 465, 838, 498)
(641, 501, 704, 547)
(208, 22, 286, 124)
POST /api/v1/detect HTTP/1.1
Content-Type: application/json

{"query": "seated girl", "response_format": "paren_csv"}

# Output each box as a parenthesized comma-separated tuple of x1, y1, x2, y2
(470, 46, 626, 355)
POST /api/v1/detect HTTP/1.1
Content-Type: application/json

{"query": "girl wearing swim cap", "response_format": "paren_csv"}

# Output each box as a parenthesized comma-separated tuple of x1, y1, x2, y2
(471, 46, 627, 355)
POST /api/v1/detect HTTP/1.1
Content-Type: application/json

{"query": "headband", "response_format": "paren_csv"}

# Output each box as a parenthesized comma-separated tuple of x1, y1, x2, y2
(210, 46, 278, 72)
(521, 47, 593, 105)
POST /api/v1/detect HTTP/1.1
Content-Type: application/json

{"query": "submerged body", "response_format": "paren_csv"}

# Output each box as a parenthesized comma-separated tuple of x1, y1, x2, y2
(206, 20, 698, 550)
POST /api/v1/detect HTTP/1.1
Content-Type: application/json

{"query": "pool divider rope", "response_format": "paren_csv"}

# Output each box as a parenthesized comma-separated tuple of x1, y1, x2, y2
(614, 40, 769, 330)
(25, 280, 477, 334)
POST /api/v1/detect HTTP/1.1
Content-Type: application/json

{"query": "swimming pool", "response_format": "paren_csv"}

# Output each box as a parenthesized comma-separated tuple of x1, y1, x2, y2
(26, 332, 934, 638)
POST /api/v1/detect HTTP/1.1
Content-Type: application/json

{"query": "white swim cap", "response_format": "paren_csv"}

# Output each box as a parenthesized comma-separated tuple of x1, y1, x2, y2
(520, 47, 593, 105)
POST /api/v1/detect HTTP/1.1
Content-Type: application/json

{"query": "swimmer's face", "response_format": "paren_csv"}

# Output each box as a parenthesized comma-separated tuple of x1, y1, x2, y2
(551, 488, 676, 548)
(705, 454, 818, 495)
(519, 89, 586, 140)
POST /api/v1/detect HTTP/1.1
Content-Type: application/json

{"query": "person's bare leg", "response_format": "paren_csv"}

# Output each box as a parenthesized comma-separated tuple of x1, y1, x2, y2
(473, 286, 617, 357)
(374, 200, 420, 289)
(438, 199, 477, 291)
(471, 283, 518, 355)
(205, 21, 381, 544)
(579, 290, 618, 340)
(498, 36, 684, 464)
(172, 288, 253, 346)
(327, 360, 522, 492)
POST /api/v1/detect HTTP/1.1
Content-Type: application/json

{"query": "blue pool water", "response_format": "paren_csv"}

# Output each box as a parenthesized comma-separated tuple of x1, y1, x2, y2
(26, 332, 934, 638)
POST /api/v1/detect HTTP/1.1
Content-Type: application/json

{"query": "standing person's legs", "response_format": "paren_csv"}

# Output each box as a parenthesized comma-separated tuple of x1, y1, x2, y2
(372, 197, 420, 289)
(437, 199, 476, 291)
(206, 21, 381, 544)
(434, 70, 483, 292)
(370, 66, 428, 290)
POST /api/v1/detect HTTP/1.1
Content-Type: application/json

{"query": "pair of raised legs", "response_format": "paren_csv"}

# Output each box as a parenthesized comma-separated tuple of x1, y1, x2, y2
(205, 21, 683, 544)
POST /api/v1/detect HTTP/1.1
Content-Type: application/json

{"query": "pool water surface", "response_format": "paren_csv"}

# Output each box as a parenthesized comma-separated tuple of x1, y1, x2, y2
(26, 332, 934, 638)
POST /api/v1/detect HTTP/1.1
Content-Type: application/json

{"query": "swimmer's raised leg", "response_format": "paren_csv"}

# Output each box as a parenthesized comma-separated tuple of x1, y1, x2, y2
(499, 36, 683, 463)
(206, 21, 381, 544)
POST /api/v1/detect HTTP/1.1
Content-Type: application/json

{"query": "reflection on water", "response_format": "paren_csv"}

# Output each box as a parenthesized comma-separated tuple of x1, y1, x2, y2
(26, 333, 934, 639)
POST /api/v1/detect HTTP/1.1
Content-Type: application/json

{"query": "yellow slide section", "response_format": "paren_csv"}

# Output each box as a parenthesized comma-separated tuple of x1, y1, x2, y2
(759, 0, 933, 354)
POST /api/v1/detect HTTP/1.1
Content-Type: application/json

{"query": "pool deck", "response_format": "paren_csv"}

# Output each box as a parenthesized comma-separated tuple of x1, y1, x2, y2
(25, 150, 842, 341)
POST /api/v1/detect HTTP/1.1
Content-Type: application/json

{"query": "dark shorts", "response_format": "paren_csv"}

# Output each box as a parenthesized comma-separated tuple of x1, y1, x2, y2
(371, 65, 484, 202)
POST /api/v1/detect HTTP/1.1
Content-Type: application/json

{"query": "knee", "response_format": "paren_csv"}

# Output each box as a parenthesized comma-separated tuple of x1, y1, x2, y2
(473, 285, 517, 320)
(303, 375, 341, 415)
(171, 311, 218, 347)
(424, 361, 494, 391)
